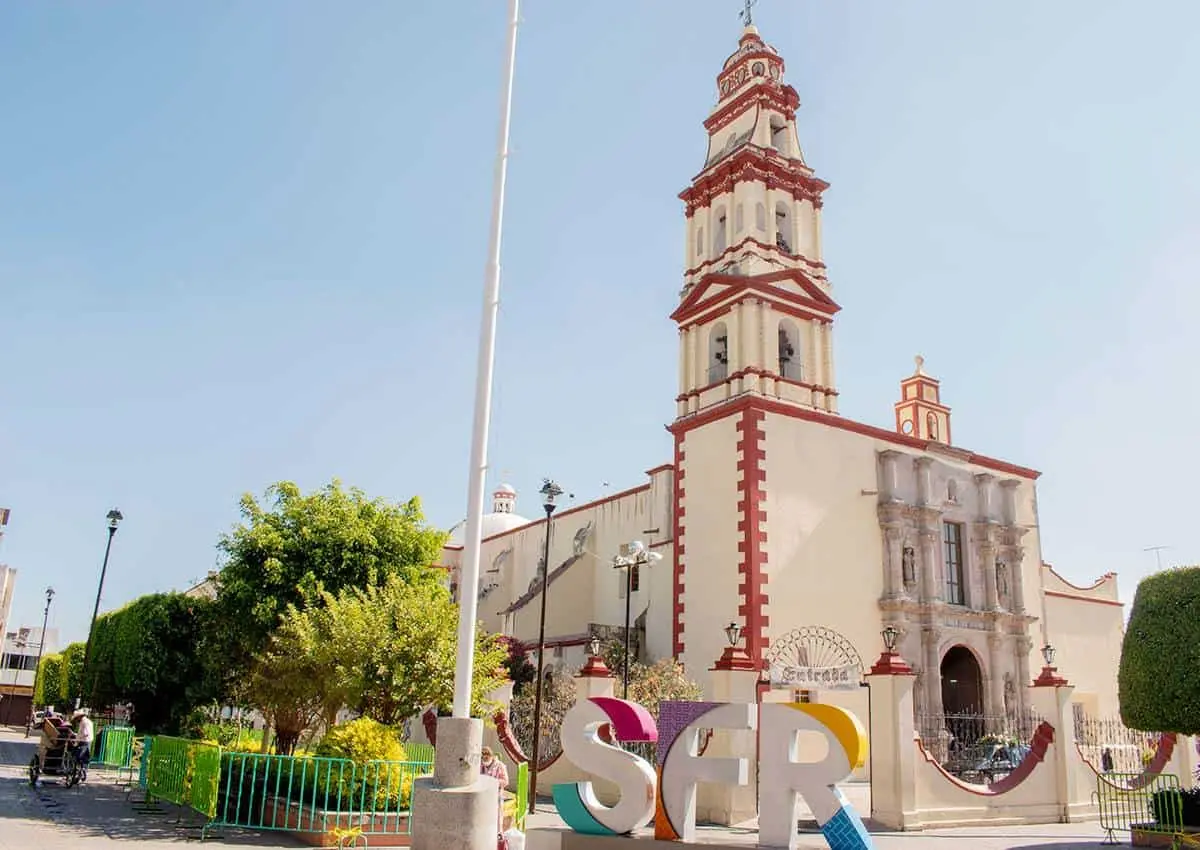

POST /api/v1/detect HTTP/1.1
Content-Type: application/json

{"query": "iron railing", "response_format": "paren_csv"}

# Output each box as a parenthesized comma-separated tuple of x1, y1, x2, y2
(1075, 714, 1159, 775)
(916, 709, 1043, 782)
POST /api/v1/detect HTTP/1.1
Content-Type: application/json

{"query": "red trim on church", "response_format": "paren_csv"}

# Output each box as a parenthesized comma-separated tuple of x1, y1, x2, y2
(672, 269, 840, 327)
(681, 146, 829, 213)
(683, 236, 827, 279)
(736, 408, 770, 662)
(703, 85, 800, 135)
(675, 366, 838, 404)
(668, 395, 1040, 480)
(672, 433, 687, 657)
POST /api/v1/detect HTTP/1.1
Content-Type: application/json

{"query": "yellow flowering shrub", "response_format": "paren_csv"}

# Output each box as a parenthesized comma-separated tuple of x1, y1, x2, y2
(313, 718, 415, 811)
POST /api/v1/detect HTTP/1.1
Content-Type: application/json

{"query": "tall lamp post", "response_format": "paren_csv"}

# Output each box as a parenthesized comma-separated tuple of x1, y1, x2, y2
(528, 478, 562, 814)
(611, 541, 662, 699)
(25, 587, 55, 737)
(79, 508, 122, 707)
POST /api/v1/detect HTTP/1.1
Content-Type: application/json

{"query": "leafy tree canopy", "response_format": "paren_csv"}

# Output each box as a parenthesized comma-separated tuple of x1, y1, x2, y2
(1119, 566, 1200, 735)
(212, 480, 447, 692)
(248, 575, 507, 752)
(87, 593, 216, 732)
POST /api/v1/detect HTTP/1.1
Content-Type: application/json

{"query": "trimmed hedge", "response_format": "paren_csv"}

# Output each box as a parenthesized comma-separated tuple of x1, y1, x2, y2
(1118, 566, 1200, 735)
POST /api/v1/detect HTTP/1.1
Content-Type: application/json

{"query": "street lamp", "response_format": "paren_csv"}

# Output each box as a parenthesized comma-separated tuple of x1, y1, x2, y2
(881, 625, 900, 653)
(79, 508, 122, 707)
(612, 540, 663, 699)
(724, 621, 743, 648)
(1041, 643, 1055, 667)
(25, 587, 54, 737)
(529, 478, 562, 815)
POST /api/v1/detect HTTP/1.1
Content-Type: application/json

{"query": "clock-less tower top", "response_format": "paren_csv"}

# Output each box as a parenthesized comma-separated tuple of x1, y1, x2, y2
(672, 24, 841, 420)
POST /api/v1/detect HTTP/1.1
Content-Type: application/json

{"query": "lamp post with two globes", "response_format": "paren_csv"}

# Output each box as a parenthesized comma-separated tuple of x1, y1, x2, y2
(612, 541, 663, 699)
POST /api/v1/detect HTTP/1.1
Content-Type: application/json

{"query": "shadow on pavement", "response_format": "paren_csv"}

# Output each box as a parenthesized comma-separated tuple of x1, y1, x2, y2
(8, 770, 305, 846)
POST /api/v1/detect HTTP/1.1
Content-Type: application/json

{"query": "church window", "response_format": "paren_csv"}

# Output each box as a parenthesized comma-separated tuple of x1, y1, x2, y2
(708, 322, 729, 383)
(755, 202, 766, 232)
(735, 203, 744, 234)
(927, 412, 939, 440)
(777, 319, 803, 381)
(943, 521, 966, 605)
(696, 227, 704, 260)
(790, 689, 814, 703)
(775, 202, 793, 254)
(947, 479, 958, 503)
(770, 116, 789, 155)
(630, 563, 641, 593)
(714, 208, 729, 254)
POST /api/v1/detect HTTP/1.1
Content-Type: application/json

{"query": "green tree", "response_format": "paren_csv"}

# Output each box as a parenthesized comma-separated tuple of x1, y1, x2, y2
(211, 480, 447, 699)
(1119, 566, 1200, 735)
(61, 642, 85, 705)
(34, 653, 65, 707)
(109, 594, 216, 732)
(625, 658, 703, 719)
(247, 576, 507, 753)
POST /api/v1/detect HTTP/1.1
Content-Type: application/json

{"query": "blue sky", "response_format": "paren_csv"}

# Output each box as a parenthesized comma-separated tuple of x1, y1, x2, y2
(2, 1, 1198, 645)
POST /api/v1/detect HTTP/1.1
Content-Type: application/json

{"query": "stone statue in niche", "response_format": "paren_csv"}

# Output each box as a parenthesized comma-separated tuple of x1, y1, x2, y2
(902, 545, 917, 588)
(996, 559, 1010, 603)
(1003, 673, 1016, 715)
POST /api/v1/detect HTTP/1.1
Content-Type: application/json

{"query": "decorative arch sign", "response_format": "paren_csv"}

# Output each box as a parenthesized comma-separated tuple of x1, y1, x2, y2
(766, 626, 866, 691)
(551, 696, 874, 850)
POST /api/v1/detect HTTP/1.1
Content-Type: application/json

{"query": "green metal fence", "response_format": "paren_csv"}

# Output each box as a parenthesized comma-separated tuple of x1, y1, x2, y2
(202, 751, 434, 841)
(513, 761, 529, 830)
(95, 725, 135, 770)
(143, 735, 223, 819)
(1096, 771, 1183, 845)
(405, 742, 435, 765)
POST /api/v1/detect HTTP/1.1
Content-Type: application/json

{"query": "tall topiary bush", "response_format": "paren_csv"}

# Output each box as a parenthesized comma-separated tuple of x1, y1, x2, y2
(1118, 566, 1200, 735)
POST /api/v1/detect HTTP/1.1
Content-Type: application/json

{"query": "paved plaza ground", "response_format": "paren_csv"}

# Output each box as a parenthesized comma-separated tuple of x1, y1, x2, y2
(1, 726, 1122, 849)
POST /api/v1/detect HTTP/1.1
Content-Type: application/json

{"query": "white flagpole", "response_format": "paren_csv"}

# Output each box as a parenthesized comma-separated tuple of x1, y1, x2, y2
(452, 0, 521, 720)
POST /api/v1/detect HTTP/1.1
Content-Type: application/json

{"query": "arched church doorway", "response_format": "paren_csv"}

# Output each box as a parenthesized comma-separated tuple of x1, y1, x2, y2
(940, 645, 984, 715)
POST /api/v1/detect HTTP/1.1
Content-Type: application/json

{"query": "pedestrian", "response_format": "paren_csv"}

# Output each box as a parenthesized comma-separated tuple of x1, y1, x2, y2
(70, 709, 94, 777)
(1101, 747, 1114, 773)
(480, 746, 510, 837)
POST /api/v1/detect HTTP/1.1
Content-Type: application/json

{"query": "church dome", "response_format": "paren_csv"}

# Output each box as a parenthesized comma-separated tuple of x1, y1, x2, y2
(447, 484, 531, 546)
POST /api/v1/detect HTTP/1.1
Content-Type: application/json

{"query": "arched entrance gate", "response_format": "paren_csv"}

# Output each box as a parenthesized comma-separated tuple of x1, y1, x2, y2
(764, 626, 866, 693)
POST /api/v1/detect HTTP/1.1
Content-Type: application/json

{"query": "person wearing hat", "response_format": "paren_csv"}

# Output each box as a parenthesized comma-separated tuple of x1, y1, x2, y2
(480, 747, 509, 834)
(70, 709, 94, 777)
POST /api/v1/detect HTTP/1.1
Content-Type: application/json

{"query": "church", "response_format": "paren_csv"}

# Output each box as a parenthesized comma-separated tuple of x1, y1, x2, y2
(443, 22, 1125, 734)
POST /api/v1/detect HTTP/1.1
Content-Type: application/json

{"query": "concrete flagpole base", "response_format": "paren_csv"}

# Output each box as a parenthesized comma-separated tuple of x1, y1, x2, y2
(411, 716, 499, 850)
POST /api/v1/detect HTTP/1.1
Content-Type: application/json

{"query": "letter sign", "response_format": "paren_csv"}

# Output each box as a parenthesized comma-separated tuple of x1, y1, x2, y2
(552, 697, 874, 849)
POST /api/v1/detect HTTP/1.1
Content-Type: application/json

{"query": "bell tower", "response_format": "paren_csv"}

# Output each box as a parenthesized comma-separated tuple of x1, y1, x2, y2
(894, 356, 952, 445)
(672, 23, 841, 420)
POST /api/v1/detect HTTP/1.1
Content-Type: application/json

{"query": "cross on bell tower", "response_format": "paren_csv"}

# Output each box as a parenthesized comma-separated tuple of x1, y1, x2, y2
(672, 20, 841, 420)
(739, 0, 758, 27)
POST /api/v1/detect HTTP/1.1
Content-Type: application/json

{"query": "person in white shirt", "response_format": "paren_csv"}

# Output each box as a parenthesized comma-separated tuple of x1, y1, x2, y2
(70, 710, 94, 775)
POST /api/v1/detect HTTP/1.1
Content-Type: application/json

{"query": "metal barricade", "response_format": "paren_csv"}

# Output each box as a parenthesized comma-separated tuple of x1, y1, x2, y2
(1096, 771, 1183, 845)
(202, 751, 432, 841)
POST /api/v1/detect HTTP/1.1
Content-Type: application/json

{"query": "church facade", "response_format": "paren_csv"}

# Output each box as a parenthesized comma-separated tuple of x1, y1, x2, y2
(443, 24, 1125, 729)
